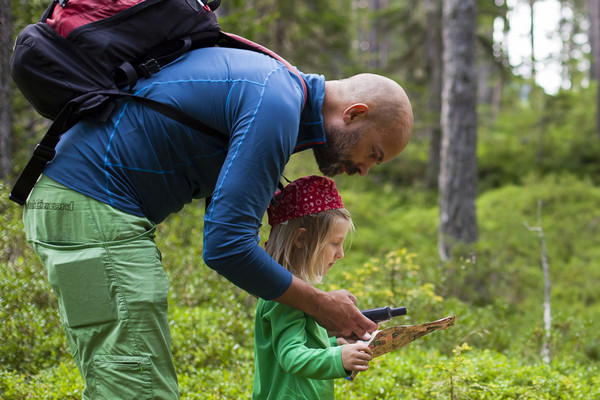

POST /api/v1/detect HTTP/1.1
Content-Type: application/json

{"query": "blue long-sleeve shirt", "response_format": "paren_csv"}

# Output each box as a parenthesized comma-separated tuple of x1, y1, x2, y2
(43, 46, 327, 300)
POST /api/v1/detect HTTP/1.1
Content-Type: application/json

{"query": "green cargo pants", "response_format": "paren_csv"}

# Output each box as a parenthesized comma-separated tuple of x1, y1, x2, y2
(23, 175, 179, 399)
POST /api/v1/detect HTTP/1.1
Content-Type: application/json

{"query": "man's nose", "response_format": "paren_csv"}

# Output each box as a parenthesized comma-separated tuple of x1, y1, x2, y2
(357, 163, 372, 176)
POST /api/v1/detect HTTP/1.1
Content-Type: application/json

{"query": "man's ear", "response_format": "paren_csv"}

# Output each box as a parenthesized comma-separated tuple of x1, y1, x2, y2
(293, 228, 307, 249)
(342, 103, 368, 124)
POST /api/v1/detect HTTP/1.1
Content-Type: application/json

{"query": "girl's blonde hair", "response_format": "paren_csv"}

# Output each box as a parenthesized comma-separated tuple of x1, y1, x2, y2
(265, 208, 353, 285)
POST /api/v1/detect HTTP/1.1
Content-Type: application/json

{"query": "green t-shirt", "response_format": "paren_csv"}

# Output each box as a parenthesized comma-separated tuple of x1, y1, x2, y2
(253, 299, 349, 400)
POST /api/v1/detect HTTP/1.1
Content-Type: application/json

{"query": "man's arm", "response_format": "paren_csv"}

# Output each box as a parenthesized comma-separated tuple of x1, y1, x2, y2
(274, 276, 378, 340)
(202, 66, 302, 300)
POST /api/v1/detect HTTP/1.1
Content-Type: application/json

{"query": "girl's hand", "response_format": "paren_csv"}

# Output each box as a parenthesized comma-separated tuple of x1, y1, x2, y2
(341, 343, 373, 371)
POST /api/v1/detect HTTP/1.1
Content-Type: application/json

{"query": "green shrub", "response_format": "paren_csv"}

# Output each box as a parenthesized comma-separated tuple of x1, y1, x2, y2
(0, 182, 68, 374)
(2, 171, 600, 397)
(0, 361, 82, 400)
(337, 345, 600, 399)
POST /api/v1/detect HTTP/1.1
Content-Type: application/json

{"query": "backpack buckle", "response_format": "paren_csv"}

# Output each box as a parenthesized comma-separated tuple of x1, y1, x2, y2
(32, 144, 56, 163)
(138, 59, 161, 78)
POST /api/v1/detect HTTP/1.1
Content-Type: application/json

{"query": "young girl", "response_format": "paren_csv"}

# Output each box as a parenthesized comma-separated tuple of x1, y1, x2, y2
(253, 175, 373, 400)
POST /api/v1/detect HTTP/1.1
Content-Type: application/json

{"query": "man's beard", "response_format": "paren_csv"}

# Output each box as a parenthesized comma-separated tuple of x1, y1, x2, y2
(313, 125, 363, 177)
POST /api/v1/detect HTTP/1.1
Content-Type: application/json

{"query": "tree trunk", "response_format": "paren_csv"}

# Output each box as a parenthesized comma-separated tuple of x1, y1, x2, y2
(529, 0, 536, 81)
(537, 201, 552, 364)
(424, 0, 442, 189)
(526, 200, 552, 364)
(0, 0, 14, 179)
(439, 0, 478, 261)
(272, 0, 293, 56)
(367, 0, 388, 70)
(587, 0, 600, 139)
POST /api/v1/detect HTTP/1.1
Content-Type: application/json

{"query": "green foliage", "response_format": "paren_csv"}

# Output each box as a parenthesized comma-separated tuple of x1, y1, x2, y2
(324, 249, 443, 319)
(170, 304, 255, 371)
(0, 181, 67, 374)
(2, 174, 600, 397)
(11, 0, 49, 31)
(171, 306, 255, 399)
(478, 84, 600, 191)
(217, 0, 355, 78)
(5, 0, 600, 397)
(0, 361, 83, 400)
(337, 344, 600, 399)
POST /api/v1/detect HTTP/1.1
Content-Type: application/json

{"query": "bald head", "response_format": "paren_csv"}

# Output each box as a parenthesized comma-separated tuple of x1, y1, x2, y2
(316, 74, 413, 176)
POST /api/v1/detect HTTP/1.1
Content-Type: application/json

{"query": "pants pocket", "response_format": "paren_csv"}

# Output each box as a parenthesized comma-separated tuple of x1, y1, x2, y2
(93, 355, 152, 399)
(47, 246, 118, 328)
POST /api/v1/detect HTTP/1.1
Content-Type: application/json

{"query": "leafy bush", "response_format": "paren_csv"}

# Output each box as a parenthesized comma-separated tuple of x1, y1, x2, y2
(0, 182, 67, 374)
(0, 361, 82, 400)
(478, 85, 600, 191)
(2, 170, 600, 398)
(337, 344, 600, 400)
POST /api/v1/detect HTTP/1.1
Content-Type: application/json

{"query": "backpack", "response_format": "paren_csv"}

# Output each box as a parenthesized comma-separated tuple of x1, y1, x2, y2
(9, 0, 308, 205)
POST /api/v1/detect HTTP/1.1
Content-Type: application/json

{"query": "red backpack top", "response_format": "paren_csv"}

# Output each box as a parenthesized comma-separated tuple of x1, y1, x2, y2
(47, 0, 145, 37)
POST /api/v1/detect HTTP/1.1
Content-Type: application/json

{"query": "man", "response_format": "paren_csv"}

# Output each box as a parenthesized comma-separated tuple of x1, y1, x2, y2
(23, 45, 413, 398)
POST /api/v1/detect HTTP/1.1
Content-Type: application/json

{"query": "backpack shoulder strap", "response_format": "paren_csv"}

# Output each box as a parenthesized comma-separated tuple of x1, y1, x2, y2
(10, 34, 308, 206)
(218, 32, 308, 112)
(9, 92, 228, 205)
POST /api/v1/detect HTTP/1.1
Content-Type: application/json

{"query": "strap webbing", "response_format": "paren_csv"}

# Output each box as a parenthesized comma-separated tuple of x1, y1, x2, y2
(9, 92, 228, 205)
(10, 32, 307, 206)
(219, 32, 308, 111)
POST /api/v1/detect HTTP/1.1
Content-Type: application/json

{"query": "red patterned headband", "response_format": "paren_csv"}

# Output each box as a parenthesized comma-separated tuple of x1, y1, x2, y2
(267, 175, 345, 226)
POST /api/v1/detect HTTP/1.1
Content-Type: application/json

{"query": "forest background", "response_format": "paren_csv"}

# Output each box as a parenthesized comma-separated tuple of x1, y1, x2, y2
(1, 0, 600, 398)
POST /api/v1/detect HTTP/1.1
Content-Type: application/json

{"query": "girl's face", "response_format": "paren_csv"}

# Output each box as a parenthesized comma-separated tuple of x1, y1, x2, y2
(321, 218, 351, 275)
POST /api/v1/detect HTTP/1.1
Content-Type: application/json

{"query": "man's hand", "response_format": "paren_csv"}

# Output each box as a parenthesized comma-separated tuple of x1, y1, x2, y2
(274, 276, 378, 340)
(311, 290, 377, 339)
(336, 336, 357, 345)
